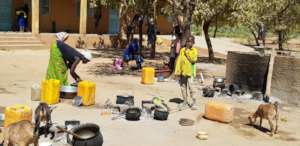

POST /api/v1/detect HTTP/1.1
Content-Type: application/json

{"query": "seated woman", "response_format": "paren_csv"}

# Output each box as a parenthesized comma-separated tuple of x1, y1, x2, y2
(123, 38, 143, 70)
(46, 32, 92, 85)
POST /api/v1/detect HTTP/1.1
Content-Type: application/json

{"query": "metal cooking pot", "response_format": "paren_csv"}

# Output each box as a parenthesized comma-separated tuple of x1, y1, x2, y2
(60, 85, 77, 99)
(202, 87, 215, 97)
(213, 77, 226, 90)
(215, 77, 225, 83)
(153, 108, 169, 121)
(61, 85, 77, 92)
(125, 107, 141, 121)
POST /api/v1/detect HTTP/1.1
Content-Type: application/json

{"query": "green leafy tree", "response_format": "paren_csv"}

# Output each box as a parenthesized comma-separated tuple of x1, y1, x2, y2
(161, 0, 196, 45)
(241, 0, 300, 49)
(239, 0, 270, 46)
(269, 0, 300, 50)
(193, 0, 247, 62)
(90, 0, 136, 41)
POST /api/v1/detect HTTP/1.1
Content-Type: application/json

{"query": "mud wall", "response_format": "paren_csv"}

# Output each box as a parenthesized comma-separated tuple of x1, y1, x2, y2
(226, 51, 270, 92)
(39, 34, 118, 48)
(271, 56, 300, 105)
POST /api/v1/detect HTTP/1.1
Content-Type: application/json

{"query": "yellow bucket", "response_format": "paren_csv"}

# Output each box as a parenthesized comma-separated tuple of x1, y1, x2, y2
(4, 105, 32, 127)
(141, 67, 155, 84)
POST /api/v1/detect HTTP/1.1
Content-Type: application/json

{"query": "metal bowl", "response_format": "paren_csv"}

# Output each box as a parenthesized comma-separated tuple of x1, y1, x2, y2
(60, 86, 77, 99)
(61, 85, 77, 92)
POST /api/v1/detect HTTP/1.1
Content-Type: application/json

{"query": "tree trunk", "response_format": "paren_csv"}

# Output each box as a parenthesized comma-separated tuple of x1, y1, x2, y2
(203, 21, 214, 62)
(213, 15, 218, 38)
(118, 15, 128, 49)
(119, 18, 127, 39)
(118, 3, 130, 49)
(179, 15, 192, 46)
(181, 25, 191, 47)
(278, 30, 284, 50)
(153, 0, 158, 20)
(250, 27, 260, 46)
(150, 1, 158, 59)
(150, 40, 156, 58)
(213, 25, 218, 38)
(139, 20, 143, 49)
(149, 19, 157, 58)
(94, 6, 102, 29)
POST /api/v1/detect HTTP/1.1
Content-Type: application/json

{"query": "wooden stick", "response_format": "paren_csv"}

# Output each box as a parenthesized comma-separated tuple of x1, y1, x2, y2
(265, 48, 276, 96)
(56, 126, 82, 139)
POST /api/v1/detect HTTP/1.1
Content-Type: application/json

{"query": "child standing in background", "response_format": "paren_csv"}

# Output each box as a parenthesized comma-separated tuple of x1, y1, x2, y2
(174, 35, 198, 109)
(18, 13, 26, 32)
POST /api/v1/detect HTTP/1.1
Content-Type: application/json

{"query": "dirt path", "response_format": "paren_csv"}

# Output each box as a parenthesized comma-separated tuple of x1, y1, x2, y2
(159, 35, 255, 55)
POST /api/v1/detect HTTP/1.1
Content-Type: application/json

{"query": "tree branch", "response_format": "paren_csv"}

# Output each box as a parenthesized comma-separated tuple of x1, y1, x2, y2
(279, 0, 291, 15)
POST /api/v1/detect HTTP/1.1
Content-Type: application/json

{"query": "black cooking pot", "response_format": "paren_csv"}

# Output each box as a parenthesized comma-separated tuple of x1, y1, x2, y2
(69, 123, 103, 146)
(125, 107, 141, 121)
(153, 109, 169, 121)
(228, 84, 243, 95)
(202, 87, 215, 97)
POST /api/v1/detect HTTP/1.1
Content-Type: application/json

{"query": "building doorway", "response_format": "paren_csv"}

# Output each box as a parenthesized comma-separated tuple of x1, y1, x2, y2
(0, 0, 13, 31)
(13, 0, 32, 32)
(0, 0, 33, 32)
(108, 9, 119, 34)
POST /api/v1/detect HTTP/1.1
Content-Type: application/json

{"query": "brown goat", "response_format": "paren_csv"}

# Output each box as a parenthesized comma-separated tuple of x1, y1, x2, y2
(1, 120, 38, 146)
(248, 102, 279, 136)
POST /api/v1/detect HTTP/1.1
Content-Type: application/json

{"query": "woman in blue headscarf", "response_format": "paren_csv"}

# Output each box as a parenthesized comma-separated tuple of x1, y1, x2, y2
(123, 38, 143, 69)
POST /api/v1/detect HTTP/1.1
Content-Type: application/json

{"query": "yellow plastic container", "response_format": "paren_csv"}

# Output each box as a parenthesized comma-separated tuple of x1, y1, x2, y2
(77, 81, 96, 106)
(4, 105, 32, 127)
(204, 101, 234, 123)
(141, 67, 155, 84)
(41, 79, 61, 105)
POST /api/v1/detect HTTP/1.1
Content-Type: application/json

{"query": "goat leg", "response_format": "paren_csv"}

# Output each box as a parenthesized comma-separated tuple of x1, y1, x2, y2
(268, 117, 274, 136)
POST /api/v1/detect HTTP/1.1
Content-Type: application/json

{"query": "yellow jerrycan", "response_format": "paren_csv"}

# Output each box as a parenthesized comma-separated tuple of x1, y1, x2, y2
(141, 67, 155, 84)
(41, 79, 61, 105)
(77, 81, 96, 106)
(4, 105, 32, 127)
(204, 101, 234, 123)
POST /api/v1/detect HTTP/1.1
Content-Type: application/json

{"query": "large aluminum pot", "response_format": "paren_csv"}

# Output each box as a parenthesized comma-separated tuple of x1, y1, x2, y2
(60, 85, 77, 99)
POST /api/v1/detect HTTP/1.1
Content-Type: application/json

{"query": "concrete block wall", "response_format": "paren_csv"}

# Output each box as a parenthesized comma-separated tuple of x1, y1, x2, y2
(271, 56, 300, 105)
(226, 51, 270, 92)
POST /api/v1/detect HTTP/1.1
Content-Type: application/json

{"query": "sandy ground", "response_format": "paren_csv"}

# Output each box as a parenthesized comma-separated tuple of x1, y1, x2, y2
(0, 46, 300, 146)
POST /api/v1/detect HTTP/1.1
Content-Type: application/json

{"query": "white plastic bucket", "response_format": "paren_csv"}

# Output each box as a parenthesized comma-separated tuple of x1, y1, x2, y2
(31, 83, 41, 101)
